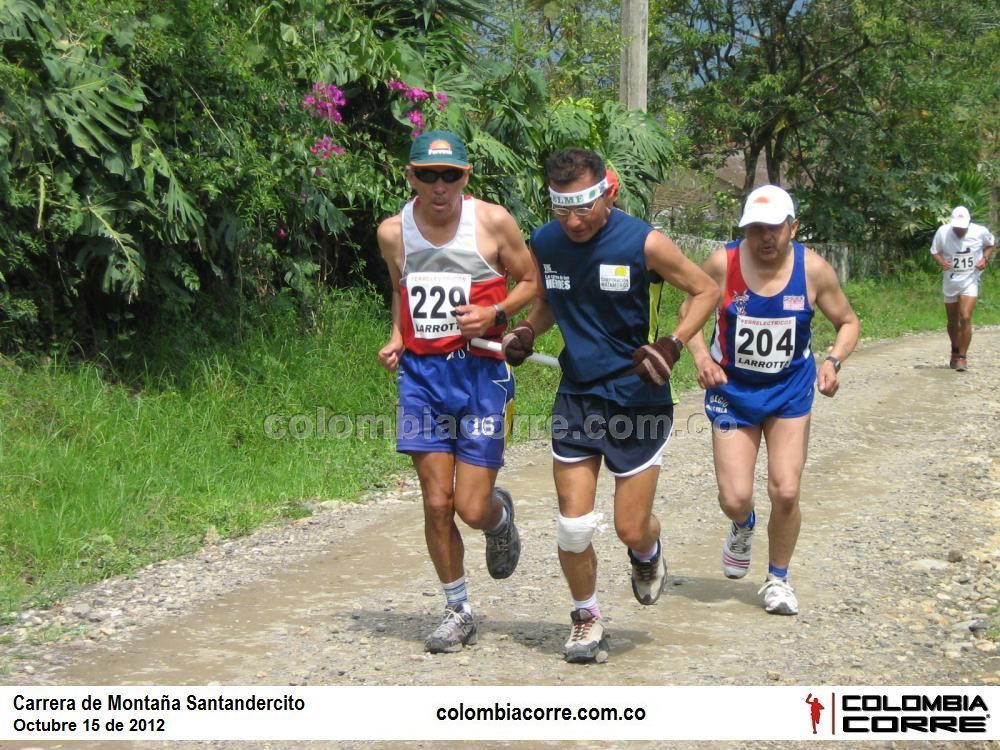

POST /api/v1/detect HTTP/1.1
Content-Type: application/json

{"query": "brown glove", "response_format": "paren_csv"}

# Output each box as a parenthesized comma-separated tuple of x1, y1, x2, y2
(502, 322, 535, 366)
(631, 335, 683, 386)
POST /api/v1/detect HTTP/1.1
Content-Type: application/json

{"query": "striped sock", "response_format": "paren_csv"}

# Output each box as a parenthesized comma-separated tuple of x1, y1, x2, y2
(443, 577, 469, 610)
(737, 509, 756, 529)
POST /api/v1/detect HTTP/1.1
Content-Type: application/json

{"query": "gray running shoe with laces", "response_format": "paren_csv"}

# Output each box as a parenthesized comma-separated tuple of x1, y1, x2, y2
(563, 609, 609, 664)
(424, 604, 478, 653)
(484, 487, 520, 579)
(721, 521, 754, 579)
(628, 541, 667, 605)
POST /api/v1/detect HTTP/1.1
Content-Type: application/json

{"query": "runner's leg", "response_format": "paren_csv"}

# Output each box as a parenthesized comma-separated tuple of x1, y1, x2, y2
(713, 425, 762, 524)
(761, 414, 810, 570)
(612, 466, 661, 553)
(554, 456, 601, 602)
(412, 452, 465, 584)
(945, 301, 960, 358)
(956, 294, 977, 357)
(452, 461, 501, 530)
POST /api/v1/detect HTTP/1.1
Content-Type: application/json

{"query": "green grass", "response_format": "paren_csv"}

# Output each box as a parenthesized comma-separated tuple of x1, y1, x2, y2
(1, 271, 997, 615)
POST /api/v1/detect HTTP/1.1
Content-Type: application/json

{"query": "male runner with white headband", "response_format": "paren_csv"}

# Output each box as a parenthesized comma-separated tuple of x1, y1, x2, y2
(377, 130, 538, 654)
(503, 148, 719, 663)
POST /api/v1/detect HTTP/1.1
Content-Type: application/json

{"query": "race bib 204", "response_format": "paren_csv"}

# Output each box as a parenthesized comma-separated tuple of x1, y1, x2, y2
(735, 315, 796, 373)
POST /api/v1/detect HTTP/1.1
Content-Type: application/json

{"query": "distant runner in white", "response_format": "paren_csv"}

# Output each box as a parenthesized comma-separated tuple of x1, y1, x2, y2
(929, 205, 995, 371)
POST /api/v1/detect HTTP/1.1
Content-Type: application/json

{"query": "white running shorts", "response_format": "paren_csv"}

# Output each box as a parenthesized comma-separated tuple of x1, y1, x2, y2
(943, 271, 980, 303)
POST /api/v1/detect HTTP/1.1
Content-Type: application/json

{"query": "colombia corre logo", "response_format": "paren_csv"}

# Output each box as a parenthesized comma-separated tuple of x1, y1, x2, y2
(838, 692, 990, 734)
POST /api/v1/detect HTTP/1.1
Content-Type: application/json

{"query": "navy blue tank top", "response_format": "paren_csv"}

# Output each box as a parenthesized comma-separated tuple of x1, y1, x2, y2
(530, 209, 671, 405)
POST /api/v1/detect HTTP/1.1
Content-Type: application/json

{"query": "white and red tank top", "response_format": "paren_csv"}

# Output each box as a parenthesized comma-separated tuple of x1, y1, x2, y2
(400, 196, 508, 357)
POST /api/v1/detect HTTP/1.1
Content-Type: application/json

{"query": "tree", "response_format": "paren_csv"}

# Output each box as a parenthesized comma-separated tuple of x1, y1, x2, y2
(650, 0, 998, 247)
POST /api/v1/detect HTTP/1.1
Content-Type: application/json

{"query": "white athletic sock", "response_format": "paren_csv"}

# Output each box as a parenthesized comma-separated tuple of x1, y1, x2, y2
(573, 593, 601, 620)
(631, 538, 660, 563)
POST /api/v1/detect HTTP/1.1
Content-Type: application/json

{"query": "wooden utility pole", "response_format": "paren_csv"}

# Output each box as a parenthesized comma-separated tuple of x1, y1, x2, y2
(620, 0, 648, 111)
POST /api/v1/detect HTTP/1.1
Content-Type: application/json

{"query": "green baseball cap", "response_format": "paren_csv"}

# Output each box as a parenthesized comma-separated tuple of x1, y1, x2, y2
(409, 130, 470, 169)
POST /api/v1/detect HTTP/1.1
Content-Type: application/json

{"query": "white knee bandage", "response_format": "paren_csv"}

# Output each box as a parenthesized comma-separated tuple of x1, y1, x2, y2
(557, 511, 603, 553)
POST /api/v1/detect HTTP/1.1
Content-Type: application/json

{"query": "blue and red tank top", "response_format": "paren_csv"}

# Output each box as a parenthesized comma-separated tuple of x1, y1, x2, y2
(709, 240, 815, 383)
(399, 196, 507, 357)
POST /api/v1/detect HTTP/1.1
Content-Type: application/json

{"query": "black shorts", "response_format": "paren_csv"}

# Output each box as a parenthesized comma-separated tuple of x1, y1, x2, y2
(550, 392, 674, 477)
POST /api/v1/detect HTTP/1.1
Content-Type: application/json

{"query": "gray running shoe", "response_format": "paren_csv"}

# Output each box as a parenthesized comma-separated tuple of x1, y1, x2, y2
(721, 521, 754, 579)
(424, 604, 478, 653)
(628, 541, 667, 605)
(484, 487, 520, 579)
(563, 609, 609, 664)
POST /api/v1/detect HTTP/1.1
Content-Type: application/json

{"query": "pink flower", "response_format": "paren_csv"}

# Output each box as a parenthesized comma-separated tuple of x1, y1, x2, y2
(436, 92, 448, 110)
(303, 82, 347, 124)
(277, 228, 288, 239)
(407, 110, 425, 129)
(309, 136, 346, 160)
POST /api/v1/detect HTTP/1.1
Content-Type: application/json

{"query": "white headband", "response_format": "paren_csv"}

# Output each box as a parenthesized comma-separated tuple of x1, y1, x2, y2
(549, 178, 609, 206)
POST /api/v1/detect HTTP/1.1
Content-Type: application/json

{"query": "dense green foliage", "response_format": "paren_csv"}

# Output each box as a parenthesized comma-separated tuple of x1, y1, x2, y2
(0, 0, 678, 354)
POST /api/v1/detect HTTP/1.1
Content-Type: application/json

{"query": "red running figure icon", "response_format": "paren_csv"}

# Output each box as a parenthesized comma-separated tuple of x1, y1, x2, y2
(805, 693, 825, 734)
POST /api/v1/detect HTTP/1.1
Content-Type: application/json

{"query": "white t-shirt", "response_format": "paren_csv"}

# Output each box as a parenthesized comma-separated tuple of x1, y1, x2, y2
(930, 223, 996, 276)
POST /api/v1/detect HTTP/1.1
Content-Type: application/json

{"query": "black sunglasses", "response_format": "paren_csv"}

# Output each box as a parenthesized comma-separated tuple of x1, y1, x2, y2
(413, 168, 466, 184)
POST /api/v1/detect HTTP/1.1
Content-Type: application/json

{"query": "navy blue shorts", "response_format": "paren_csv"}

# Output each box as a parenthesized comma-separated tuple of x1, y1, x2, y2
(396, 350, 513, 468)
(550, 392, 673, 477)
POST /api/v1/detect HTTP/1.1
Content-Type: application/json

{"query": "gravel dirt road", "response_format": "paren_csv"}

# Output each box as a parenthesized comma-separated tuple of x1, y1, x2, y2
(3, 328, 999, 750)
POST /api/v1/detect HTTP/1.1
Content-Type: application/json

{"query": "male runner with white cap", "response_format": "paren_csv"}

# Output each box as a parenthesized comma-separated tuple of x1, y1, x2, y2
(684, 185, 859, 616)
(929, 206, 995, 371)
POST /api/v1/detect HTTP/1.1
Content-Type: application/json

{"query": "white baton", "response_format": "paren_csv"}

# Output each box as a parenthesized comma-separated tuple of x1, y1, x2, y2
(470, 338, 561, 369)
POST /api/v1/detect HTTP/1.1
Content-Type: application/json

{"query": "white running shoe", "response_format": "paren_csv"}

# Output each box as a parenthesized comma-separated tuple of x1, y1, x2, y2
(721, 521, 754, 579)
(758, 576, 799, 615)
(563, 609, 609, 664)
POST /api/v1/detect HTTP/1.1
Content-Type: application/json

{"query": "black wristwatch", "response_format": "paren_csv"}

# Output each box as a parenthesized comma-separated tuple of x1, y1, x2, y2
(492, 304, 508, 327)
(825, 355, 841, 372)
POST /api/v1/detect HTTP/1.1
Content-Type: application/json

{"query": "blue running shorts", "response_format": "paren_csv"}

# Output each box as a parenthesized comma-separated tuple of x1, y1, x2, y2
(396, 350, 513, 468)
(705, 367, 815, 429)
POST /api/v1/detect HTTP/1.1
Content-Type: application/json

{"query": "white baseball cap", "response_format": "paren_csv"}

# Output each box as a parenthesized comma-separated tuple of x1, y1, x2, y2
(949, 206, 971, 229)
(738, 185, 796, 227)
